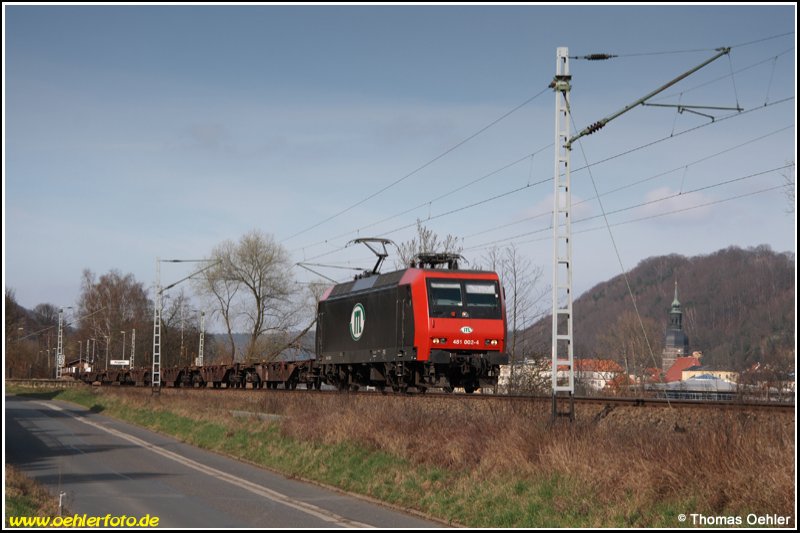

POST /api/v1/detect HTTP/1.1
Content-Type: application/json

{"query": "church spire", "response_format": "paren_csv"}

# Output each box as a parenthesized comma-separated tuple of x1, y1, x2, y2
(672, 280, 681, 309)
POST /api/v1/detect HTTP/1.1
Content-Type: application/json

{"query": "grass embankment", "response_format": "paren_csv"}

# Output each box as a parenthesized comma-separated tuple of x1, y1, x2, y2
(7, 385, 795, 527)
(5, 464, 64, 526)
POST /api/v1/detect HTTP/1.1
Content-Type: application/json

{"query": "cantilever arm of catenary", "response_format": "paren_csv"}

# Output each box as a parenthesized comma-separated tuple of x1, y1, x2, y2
(566, 47, 731, 148)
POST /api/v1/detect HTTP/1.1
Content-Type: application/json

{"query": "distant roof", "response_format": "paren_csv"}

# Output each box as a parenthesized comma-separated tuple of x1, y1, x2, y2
(664, 356, 702, 382)
(574, 359, 624, 373)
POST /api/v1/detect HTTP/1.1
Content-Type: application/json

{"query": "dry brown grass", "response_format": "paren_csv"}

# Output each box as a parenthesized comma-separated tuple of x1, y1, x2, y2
(279, 395, 795, 516)
(85, 387, 795, 517)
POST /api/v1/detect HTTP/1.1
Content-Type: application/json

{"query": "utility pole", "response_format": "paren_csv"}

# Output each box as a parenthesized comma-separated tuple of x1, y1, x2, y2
(551, 47, 575, 422)
(55, 307, 72, 378)
(56, 308, 65, 379)
(130, 329, 136, 369)
(153, 258, 220, 394)
(198, 311, 206, 367)
(180, 302, 185, 366)
(153, 257, 162, 394)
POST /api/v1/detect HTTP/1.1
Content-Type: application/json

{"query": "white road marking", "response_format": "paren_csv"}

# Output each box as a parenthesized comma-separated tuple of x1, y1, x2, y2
(35, 401, 371, 528)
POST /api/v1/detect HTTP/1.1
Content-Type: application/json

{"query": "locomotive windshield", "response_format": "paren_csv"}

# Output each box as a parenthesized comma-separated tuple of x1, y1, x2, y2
(427, 279, 501, 318)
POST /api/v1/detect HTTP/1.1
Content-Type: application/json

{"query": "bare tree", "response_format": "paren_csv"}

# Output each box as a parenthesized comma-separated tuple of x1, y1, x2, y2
(33, 303, 60, 326)
(197, 240, 240, 361)
(394, 221, 463, 268)
(480, 245, 547, 394)
(32, 303, 59, 376)
(598, 311, 661, 394)
(160, 289, 201, 367)
(503, 245, 547, 391)
(198, 230, 297, 361)
(264, 279, 329, 355)
(75, 269, 152, 367)
(5, 288, 30, 377)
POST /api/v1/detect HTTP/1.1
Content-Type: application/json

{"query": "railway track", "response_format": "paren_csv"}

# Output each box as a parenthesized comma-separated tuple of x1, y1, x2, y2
(8, 378, 793, 412)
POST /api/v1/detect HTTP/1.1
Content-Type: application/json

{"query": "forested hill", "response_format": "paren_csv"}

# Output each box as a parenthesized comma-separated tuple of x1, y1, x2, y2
(524, 245, 795, 371)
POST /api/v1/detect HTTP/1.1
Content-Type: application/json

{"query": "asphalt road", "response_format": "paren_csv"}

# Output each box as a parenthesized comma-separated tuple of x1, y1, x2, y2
(5, 394, 442, 528)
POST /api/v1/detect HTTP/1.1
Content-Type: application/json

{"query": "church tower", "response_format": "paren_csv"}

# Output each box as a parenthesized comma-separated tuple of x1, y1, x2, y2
(662, 281, 690, 373)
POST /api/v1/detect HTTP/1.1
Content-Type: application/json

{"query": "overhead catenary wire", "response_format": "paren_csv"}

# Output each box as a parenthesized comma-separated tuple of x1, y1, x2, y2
(290, 142, 553, 254)
(464, 163, 794, 252)
(569, 30, 793, 59)
(651, 47, 793, 103)
(467, 184, 788, 253)
(293, 96, 792, 262)
(17, 306, 108, 342)
(730, 31, 794, 49)
(294, 97, 793, 266)
(464, 123, 793, 241)
(281, 87, 551, 243)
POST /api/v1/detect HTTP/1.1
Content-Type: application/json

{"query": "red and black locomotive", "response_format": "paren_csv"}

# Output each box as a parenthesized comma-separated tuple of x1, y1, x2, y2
(316, 252, 508, 393)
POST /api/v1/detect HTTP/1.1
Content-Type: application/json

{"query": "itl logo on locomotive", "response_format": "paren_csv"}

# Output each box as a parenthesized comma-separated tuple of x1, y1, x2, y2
(350, 303, 365, 341)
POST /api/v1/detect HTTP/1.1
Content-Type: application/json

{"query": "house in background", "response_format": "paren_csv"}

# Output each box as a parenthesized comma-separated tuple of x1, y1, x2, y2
(62, 358, 92, 376)
(572, 359, 625, 392)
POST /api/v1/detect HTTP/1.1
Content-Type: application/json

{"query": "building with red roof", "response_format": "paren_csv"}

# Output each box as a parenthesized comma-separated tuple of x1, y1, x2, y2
(663, 355, 703, 383)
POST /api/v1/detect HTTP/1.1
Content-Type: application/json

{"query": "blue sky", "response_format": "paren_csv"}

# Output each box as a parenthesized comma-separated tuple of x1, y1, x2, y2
(4, 4, 796, 320)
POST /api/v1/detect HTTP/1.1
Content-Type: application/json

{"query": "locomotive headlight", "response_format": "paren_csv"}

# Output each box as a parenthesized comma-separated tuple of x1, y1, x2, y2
(432, 337, 447, 344)
(485, 339, 499, 346)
